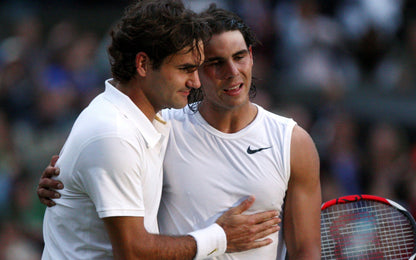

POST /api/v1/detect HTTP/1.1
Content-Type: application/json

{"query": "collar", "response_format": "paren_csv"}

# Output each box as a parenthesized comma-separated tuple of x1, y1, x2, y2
(102, 79, 166, 148)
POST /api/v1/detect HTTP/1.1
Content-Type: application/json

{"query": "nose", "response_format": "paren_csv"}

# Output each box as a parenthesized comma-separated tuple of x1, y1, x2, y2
(221, 60, 239, 79)
(186, 70, 201, 89)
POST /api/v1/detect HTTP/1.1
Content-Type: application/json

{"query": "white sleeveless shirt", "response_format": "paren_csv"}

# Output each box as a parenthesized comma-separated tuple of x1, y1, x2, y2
(159, 104, 296, 259)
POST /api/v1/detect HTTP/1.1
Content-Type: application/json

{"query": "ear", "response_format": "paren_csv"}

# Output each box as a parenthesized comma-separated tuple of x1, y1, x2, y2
(135, 52, 150, 77)
(248, 46, 254, 65)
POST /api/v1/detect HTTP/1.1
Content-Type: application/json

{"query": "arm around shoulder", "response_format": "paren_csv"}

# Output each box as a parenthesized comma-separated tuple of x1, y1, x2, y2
(284, 125, 321, 259)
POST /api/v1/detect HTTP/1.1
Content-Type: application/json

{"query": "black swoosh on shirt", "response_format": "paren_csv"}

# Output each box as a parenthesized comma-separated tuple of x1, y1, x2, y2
(247, 145, 272, 154)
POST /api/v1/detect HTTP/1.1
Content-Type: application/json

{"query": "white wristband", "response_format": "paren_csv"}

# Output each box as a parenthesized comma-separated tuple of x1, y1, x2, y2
(188, 223, 227, 259)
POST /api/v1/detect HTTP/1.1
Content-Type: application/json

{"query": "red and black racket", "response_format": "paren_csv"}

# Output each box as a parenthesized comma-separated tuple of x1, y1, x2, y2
(320, 194, 416, 259)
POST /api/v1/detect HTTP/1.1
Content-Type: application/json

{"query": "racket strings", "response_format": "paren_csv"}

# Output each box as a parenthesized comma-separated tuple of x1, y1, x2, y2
(321, 200, 416, 259)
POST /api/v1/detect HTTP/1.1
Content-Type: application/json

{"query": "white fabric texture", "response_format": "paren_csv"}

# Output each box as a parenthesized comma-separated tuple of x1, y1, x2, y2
(159, 104, 296, 259)
(42, 79, 169, 260)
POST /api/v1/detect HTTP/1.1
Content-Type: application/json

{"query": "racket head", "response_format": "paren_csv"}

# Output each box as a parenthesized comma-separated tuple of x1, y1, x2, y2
(320, 194, 416, 260)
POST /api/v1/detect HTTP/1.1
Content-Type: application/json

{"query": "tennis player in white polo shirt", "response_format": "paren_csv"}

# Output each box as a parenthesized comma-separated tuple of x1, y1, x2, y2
(39, 1, 280, 259)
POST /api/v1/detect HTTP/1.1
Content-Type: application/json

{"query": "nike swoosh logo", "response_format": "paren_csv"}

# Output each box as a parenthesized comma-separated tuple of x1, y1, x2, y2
(247, 145, 272, 154)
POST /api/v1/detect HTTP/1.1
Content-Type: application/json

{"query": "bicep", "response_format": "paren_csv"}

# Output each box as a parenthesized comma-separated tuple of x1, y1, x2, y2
(76, 138, 145, 218)
(284, 125, 321, 259)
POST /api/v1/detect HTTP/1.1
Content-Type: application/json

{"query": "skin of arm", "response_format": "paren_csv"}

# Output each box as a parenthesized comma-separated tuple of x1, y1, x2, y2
(103, 216, 197, 260)
(283, 125, 321, 259)
(104, 198, 280, 259)
(37, 156, 281, 258)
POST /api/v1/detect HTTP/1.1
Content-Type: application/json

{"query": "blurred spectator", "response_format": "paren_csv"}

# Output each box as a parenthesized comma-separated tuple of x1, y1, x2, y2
(327, 112, 362, 195)
(278, 102, 313, 133)
(363, 122, 413, 206)
(185, 0, 230, 13)
(0, 111, 18, 220)
(409, 146, 416, 218)
(37, 21, 103, 126)
(335, 0, 404, 88)
(373, 18, 416, 93)
(273, 0, 356, 93)
(0, 221, 42, 260)
(1, 0, 416, 257)
(0, 15, 43, 125)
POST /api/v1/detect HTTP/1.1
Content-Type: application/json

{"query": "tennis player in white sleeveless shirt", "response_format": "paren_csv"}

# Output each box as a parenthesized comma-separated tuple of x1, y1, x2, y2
(159, 104, 296, 259)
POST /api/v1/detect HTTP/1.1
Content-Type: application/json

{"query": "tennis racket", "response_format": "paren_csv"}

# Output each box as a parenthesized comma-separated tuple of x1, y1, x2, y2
(320, 194, 416, 259)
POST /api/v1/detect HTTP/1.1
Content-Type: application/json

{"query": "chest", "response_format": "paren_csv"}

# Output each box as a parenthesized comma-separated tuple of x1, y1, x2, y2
(163, 124, 290, 214)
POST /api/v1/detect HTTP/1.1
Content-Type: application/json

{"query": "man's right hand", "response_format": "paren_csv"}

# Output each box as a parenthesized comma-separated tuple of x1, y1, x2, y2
(37, 157, 281, 253)
(37, 155, 63, 207)
(216, 196, 281, 253)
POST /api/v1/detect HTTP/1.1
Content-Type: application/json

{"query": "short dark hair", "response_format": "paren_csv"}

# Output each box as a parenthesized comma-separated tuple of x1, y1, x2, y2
(108, 0, 209, 84)
(199, 4, 259, 49)
(188, 4, 258, 109)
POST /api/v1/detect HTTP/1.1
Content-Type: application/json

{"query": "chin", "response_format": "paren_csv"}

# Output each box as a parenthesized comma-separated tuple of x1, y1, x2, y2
(171, 102, 188, 109)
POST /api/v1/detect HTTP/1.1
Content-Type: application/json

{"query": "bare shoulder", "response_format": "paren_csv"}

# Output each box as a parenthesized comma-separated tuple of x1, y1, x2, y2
(291, 125, 314, 149)
(290, 125, 320, 181)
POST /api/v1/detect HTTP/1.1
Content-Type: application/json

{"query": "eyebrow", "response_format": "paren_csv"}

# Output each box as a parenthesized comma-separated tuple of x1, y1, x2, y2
(204, 49, 249, 63)
(177, 63, 201, 70)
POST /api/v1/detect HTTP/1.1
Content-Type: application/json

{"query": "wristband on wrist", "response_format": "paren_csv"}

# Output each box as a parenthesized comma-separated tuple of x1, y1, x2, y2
(188, 223, 227, 259)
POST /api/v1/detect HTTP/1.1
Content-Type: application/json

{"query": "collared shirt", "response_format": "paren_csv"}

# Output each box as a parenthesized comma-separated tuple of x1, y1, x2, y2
(42, 79, 170, 260)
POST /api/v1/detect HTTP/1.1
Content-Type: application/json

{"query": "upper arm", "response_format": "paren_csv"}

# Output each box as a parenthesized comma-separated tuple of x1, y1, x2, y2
(283, 125, 321, 259)
(76, 137, 146, 218)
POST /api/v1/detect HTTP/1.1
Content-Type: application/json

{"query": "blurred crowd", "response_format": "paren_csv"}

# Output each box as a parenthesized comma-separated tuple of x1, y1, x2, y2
(1, 0, 416, 259)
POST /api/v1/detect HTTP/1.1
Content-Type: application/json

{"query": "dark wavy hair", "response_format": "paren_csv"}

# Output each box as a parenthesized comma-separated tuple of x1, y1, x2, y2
(108, 0, 209, 84)
(187, 3, 260, 111)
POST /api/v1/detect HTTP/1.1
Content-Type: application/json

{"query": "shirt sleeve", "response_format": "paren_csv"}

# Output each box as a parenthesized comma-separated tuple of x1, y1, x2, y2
(74, 136, 146, 218)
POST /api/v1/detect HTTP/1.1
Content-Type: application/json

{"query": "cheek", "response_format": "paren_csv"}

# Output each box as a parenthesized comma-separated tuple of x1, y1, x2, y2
(240, 60, 252, 72)
(163, 72, 174, 83)
(199, 71, 209, 86)
(159, 73, 179, 93)
(200, 68, 218, 86)
(200, 77, 217, 94)
(200, 66, 217, 79)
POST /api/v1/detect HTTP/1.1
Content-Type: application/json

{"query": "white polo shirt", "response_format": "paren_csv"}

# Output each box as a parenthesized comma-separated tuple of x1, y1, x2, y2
(42, 79, 170, 260)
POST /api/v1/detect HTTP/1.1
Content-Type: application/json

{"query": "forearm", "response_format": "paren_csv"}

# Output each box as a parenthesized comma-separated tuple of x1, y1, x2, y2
(140, 223, 226, 260)
(105, 217, 226, 260)
(112, 233, 197, 260)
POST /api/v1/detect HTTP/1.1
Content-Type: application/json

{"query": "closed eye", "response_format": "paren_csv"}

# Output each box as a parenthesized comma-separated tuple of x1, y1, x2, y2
(233, 50, 249, 61)
(203, 60, 224, 67)
(179, 65, 199, 73)
(234, 55, 244, 61)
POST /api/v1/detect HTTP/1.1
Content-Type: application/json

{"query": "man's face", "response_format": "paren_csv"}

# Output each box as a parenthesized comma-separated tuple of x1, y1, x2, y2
(199, 30, 253, 111)
(144, 41, 204, 110)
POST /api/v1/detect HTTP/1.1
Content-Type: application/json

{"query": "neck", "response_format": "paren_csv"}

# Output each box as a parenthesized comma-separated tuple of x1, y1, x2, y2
(198, 102, 258, 133)
(115, 79, 158, 121)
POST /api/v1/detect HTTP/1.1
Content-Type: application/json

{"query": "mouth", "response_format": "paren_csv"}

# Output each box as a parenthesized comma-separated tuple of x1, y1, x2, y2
(224, 83, 243, 96)
(178, 90, 190, 97)
(224, 83, 243, 92)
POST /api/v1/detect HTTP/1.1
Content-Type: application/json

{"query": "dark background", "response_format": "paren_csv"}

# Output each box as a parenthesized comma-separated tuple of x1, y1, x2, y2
(1, 0, 416, 258)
